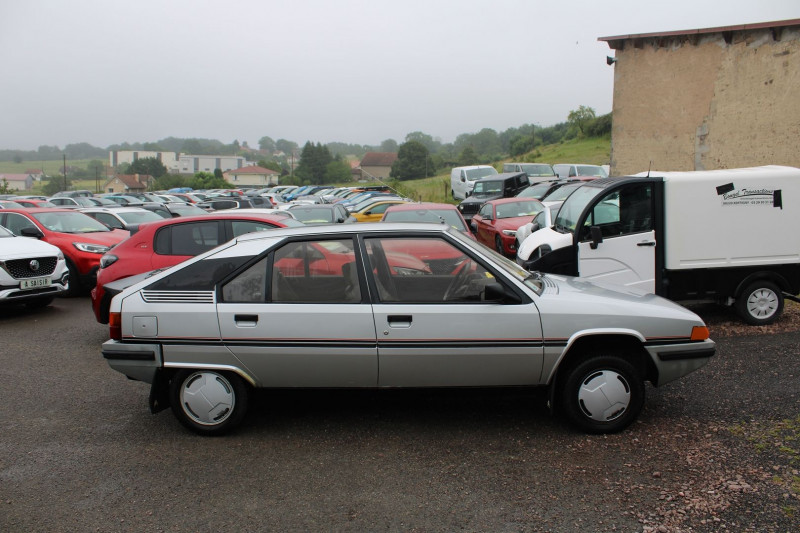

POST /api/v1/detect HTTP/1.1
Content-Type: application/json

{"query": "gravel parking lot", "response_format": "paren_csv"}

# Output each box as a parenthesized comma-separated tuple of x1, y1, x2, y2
(1, 297, 798, 532)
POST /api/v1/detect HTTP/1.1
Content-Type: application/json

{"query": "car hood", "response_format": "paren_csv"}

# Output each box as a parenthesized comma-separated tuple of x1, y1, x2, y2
(494, 216, 537, 232)
(537, 273, 708, 334)
(0, 236, 62, 258)
(461, 194, 501, 206)
(51, 228, 129, 245)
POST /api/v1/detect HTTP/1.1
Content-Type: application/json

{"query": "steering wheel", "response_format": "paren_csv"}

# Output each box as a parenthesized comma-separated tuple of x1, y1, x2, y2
(443, 259, 473, 301)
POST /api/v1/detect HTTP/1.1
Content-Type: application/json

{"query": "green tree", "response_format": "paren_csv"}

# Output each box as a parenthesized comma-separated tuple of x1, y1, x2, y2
(457, 146, 478, 166)
(259, 136, 276, 152)
(405, 131, 440, 154)
(510, 135, 534, 157)
(257, 159, 283, 173)
(390, 140, 434, 180)
(189, 172, 228, 190)
(379, 139, 398, 152)
(567, 105, 596, 137)
(43, 176, 69, 196)
(152, 174, 189, 191)
(295, 142, 333, 184)
(276, 139, 298, 155)
(128, 157, 168, 178)
(325, 159, 352, 183)
(0, 178, 12, 194)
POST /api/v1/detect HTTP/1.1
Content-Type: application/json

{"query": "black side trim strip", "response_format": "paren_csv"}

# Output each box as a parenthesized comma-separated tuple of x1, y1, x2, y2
(657, 348, 716, 362)
(103, 350, 156, 361)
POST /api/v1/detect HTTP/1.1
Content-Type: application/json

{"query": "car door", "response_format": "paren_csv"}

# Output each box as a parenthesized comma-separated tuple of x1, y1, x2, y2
(472, 203, 495, 247)
(217, 237, 378, 387)
(363, 235, 544, 387)
(577, 183, 656, 292)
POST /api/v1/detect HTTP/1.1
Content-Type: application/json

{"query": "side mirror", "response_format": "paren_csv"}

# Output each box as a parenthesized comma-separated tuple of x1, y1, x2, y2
(460, 176, 466, 183)
(589, 226, 603, 249)
(20, 227, 44, 239)
(484, 282, 522, 304)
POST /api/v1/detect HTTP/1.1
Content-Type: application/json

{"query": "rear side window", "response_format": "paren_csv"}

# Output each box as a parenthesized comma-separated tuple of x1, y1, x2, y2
(155, 221, 221, 256)
(146, 257, 251, 291)
(230, 220, 278, 238)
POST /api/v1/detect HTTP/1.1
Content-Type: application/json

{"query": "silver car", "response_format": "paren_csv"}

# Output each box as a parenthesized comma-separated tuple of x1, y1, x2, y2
(102, 223, 715, 435)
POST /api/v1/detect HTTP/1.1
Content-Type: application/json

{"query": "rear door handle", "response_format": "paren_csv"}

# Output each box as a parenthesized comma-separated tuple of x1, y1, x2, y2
(637, 241, 656, 247)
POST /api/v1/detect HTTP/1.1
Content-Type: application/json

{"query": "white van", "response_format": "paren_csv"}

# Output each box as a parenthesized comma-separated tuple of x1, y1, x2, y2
(450, 165, 498, 201)
(516, 166, 800, 325)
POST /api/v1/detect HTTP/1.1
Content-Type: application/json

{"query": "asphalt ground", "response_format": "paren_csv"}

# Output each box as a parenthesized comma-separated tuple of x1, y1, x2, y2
(1, 297, 798, 532)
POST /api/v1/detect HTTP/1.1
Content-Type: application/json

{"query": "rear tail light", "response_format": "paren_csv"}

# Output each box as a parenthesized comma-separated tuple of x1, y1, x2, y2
(109, 312, 122, 340)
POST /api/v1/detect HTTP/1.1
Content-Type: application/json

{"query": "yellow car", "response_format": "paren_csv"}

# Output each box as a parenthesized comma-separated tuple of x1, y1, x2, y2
(350, 199, 408, 222)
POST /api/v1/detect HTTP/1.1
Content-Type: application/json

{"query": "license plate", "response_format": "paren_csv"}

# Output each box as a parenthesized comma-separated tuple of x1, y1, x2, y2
(20, 277, 52, 290)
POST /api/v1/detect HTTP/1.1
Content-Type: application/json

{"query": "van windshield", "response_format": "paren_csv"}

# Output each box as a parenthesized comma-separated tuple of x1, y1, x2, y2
(465, 167, 498, 181)
(519, 164, 555, 177)
(553, 186, 604, 234)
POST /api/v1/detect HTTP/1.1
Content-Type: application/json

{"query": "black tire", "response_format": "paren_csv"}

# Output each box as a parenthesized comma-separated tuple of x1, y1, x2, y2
(735, 280, 784, 325)
(495, 235, 504, 255)
(169, 369, 249, 436)
(61, 259, 82, 297)
(559, 354, 644, 434)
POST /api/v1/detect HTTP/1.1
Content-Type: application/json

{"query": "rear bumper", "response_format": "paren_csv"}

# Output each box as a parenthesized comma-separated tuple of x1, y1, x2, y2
(102, 340, 162, 384)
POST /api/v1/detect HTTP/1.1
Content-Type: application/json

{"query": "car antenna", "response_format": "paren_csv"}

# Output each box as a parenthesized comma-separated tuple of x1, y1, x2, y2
(646, 160, 652, 178)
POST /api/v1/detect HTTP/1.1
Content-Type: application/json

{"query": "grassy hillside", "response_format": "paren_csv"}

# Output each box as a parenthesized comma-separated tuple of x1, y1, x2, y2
(392, 136, 611, 203)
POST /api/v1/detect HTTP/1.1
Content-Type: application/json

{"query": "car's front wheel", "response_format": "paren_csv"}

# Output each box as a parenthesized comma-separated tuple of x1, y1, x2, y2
(169, 369, 249, 436)
(559, 354, 644, 434)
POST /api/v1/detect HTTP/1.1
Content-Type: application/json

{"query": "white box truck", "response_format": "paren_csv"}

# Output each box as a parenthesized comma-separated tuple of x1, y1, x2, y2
(516, 165, 800, 325)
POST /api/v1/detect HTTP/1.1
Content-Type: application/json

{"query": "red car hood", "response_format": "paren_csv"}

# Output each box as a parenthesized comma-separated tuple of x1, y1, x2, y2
(50, 228, 129, 245)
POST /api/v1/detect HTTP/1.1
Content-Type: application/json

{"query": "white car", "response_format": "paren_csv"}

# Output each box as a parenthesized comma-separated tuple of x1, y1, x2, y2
(102, 223, 715, 436)
(0, 224, 69, 307)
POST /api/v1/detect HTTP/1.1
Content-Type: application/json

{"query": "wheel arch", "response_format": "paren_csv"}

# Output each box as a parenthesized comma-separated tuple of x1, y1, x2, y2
(733, 270, 794, 299)
(546, 332, 657, 411)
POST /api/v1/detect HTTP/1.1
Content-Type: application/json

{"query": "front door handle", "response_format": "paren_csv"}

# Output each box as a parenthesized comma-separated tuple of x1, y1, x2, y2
(388, 315, 412, 328)
(637, 241, 656, 247)
(234, 314, 258, 327)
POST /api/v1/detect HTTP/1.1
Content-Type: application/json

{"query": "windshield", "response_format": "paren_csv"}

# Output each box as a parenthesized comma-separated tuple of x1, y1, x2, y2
(519, 164, 555, 177)
(472, 180, 503, 195)
(383, 208, 467, 232)
(576, 165, 608, 178)
(465, 167, 498, 181)
(553, 185, 604, 233)
(542, 183, 582, 202)
(32, 211, 111, 233)
(117, 211, 164, 224)
(290, 207, 334, 224)
(495, 200, 543, 219)
(169, 204, 208, 216)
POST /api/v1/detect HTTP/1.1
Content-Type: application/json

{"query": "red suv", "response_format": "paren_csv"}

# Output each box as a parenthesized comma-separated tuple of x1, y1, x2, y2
(91, 212, 304, 323)
(0, 208, 130, 296)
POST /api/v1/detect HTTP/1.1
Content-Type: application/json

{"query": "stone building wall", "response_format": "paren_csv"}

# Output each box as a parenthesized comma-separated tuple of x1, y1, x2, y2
(605, 24, 800, 175)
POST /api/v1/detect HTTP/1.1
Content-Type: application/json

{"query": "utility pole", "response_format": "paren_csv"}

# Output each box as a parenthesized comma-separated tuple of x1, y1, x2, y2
(63, 154, 67, 191)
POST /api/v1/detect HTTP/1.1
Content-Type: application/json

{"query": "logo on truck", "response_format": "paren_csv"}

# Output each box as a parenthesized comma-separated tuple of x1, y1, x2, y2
(716, 182, 782, 209)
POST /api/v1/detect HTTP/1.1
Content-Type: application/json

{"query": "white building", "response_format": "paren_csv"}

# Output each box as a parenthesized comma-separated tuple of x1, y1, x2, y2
(109, 151, 254, 174)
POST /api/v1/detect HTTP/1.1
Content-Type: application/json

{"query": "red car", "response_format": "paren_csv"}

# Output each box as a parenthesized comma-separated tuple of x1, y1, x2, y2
(0, 208, 130, 296)
(470, 198, 544, 257)
(91, 212, 304, 323)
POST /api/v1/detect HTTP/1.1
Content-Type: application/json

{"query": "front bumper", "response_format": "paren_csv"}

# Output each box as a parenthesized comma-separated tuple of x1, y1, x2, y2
(646, 339, 716, 386)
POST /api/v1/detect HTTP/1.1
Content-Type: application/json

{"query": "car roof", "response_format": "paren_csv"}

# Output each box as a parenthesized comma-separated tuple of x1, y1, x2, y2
(0, 207, 79, 214)
(80, 207, 149, 213)
(235, 221, 458, 244)
(383, 202, 458, 212)
(474, 172, 526, 182)
(132, 212, 294, 231)
(485, 197, 543, 206)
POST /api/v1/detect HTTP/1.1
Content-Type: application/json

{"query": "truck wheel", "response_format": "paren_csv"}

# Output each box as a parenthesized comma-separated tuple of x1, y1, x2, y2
(559, 355, 644, 434)
(736, 280, 783, 325)
(169, 369, 248, 436)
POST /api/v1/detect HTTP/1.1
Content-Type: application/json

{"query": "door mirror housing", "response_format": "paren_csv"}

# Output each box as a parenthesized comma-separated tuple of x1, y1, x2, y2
(589, 226, 603, 249)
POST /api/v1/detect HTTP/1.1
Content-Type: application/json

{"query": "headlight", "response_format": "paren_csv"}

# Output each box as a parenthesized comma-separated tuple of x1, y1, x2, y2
(73, 242, 111, 254)
(501, 230, 516, 236)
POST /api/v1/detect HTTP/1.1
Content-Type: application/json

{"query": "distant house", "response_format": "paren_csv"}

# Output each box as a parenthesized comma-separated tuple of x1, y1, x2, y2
(103, 174, 153, 194)
(359, 152, 398, 180)
(223, 166, 280, 186)
(24, 169, 45, 181)
(0, 173, 34, 191)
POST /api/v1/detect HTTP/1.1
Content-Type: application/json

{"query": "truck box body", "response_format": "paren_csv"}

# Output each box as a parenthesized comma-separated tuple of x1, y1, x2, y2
(516, 166, 800, 324)
(661, 166, 800, 271)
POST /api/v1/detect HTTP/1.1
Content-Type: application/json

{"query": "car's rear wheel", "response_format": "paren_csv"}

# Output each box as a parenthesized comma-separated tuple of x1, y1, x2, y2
(559, 354, 644, 434)
(735, 280, 783, 325)
(169, 369, 248, 436)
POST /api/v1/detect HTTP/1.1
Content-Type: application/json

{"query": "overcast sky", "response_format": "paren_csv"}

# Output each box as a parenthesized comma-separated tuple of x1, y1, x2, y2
(2, 0, 798, 151)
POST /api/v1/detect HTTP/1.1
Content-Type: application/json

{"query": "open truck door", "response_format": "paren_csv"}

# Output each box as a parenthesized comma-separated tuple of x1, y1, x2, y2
(575, 182, 656, 292)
